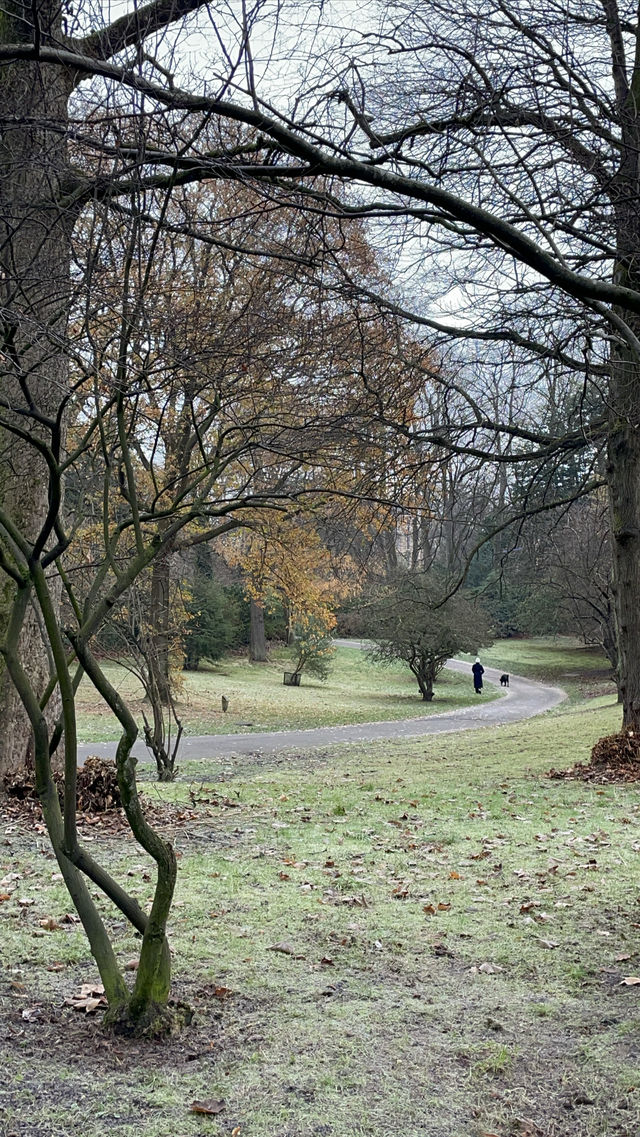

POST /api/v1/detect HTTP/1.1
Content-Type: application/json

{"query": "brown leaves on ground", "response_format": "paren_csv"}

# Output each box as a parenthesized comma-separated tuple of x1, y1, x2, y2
(4, 757, 122, 812)
(1, 761, 203, 835)
(64, 983, 108, 1013)
(548, 728, 640, 783)
(75, 758, 123, 811)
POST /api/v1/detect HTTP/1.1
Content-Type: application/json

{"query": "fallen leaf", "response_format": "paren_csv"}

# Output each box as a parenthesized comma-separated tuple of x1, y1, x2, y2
(449, 871, 461, 880)
(437, 902, 451, 911)
(124, 959, 139, 971)
(64, 982, 108, 1013)
(391, 885, 409, 899)
(535, 938, 560, 949)
(320, 956, 334, 966)
(21, 1007, 41, 1022)
(46, 962, 66, 972)
(620, 975, 640, 986)
(267, 941, 305, 958)
(38, 916, 60, 931)
(189, 1099, 225, 1115)
(213, 986, 233, 999)
(423, 904, 436, 915)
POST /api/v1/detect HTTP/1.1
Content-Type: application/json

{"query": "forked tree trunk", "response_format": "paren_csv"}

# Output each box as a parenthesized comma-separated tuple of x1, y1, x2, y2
(410, 660, 435, 701)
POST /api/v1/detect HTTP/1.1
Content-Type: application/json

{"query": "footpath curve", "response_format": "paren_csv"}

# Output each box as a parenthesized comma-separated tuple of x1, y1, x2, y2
(78, 653, 566, 764)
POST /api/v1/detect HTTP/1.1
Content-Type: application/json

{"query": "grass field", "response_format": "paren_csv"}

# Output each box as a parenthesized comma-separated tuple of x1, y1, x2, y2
(2, 639, 637, 1137)
(75, 644, 498, 743)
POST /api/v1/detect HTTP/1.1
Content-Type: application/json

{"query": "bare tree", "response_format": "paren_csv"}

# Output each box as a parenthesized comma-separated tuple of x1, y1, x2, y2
(1, 78, 430, 1028)
(44, 0, 628, 725)
(536, 495, 618, 681)
(367, 572, 493, 701)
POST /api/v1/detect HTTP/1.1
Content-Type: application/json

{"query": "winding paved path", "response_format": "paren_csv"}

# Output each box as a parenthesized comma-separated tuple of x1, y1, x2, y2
(78, 653, 565, 764)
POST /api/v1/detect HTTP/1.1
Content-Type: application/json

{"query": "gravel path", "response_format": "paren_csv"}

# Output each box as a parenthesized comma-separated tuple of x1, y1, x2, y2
(78, 653, 565, 764)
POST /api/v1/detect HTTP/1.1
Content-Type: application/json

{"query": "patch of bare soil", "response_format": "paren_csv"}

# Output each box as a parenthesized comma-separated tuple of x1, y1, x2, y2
(548, 728, 640, 784)
(2, 956, 640, 1137)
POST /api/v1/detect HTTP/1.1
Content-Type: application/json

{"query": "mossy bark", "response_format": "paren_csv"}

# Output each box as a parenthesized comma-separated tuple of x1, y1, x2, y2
(75, 640, 179, 1034)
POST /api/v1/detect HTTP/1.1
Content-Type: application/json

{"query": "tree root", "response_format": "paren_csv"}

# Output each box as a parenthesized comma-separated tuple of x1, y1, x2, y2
(105, 999, 194, 1038)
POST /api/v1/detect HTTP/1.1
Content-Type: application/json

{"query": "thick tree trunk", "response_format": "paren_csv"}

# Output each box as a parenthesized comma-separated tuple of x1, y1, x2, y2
(249, 599, 267, 661)
(607, 339, 640, 727)
(0, 13, 73, 781)
(608, 92, 640, 729)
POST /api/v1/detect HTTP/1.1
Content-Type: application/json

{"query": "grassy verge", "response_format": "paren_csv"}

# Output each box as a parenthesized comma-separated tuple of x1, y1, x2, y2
(3, 687, 638, 1137)
(75, 645, 498, 743)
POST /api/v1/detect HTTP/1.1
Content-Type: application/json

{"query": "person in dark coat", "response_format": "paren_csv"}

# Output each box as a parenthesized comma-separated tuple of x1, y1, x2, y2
(472, 658, 484, 694)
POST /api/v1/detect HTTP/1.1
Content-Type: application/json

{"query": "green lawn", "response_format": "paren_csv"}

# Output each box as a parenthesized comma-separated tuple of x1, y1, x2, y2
(75, 644, 499, 743)
(2, 679, 637, 1137)
(3, 637, 636, 1137)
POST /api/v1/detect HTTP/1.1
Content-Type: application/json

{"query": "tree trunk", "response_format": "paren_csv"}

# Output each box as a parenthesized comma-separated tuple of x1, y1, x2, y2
(249, 599, 267, 661)
(607, 331, 640, 727)
(148, 553, 171, 704)
(383, 527, 398, 576)
(0, 12, 74, 781)
(410, 660, 434, 701)
(608, 90, 640, 729)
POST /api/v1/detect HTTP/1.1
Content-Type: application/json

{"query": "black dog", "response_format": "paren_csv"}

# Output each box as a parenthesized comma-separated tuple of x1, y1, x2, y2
(500, 673, 509, 687)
